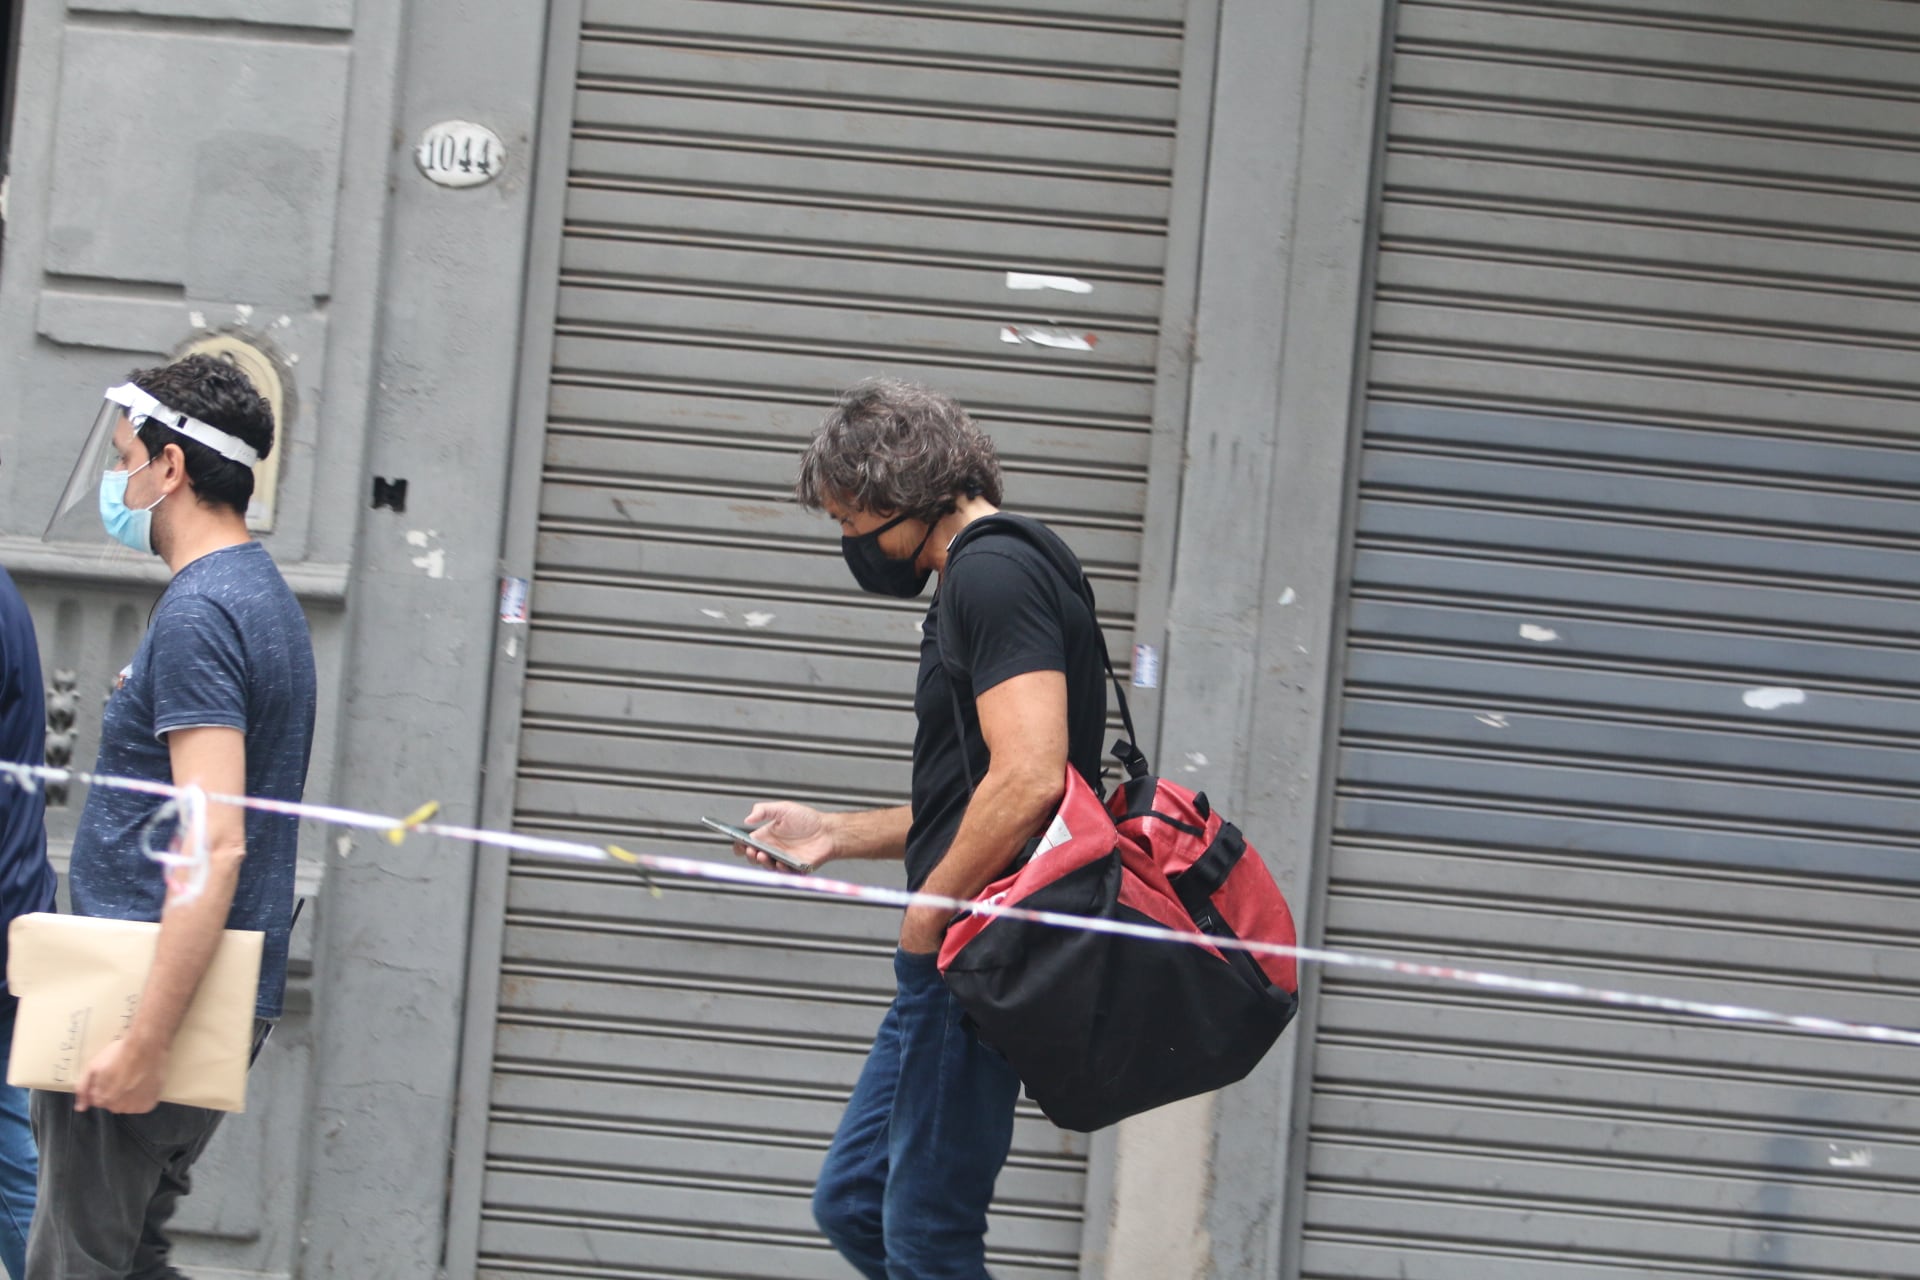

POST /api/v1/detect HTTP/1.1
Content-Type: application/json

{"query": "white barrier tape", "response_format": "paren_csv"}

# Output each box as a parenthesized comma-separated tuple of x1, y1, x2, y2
(5, 758, 1919, 1050)
(143, 782, 211, 904)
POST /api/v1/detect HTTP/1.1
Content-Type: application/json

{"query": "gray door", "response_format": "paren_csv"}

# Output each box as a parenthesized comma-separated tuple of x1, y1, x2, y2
(1296, 2, 1920, 1277)
(458, 2, 1206, 1276)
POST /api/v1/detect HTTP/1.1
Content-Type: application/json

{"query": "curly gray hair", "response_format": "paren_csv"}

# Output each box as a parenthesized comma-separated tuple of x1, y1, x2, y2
(795, 379, 1004, 521)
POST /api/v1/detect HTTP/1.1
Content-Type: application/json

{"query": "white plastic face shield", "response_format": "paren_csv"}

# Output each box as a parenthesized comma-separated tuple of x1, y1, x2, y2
(44, 382, 260, 544)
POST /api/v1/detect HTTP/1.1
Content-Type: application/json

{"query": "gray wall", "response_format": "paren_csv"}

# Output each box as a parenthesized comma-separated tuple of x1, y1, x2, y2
(296, 0, 551, 1271)
(1099, 0, 1388, 1274)
(0, 1, 374, 1274)
(0, 0, 479, 1274)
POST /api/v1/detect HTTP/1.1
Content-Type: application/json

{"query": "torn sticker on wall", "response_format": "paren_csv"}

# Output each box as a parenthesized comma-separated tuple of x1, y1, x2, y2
(1475, 712, 1509, 729)
(1000, 325, 1097, 352)
(743, 611, 776, 629)
(498, 576, 530, 624)
(1005, 272, 1093, 294)
(1131, 643, 1160, 689)
(1519, 624, 1560, 643)
(1827, 1145, 1873, 1169)
(1743, 687, 1806, 711)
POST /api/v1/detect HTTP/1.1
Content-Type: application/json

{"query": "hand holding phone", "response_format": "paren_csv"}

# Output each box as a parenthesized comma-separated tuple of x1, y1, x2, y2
(702, 817, 812, 874)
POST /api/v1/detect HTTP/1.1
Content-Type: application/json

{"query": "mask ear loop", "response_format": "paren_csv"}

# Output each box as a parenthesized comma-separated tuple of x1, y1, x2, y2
(140, 784, 211, 905)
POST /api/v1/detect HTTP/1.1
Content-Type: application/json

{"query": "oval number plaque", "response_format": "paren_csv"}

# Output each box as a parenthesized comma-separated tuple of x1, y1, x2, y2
(416, 120, 506, 188)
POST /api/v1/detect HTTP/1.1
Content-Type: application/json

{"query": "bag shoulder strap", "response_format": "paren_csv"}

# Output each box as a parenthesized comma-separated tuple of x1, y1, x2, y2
(936, 514, 1149, 789)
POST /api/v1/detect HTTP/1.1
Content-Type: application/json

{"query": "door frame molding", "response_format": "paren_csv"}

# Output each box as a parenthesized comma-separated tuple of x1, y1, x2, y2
(443, 0, 586, 1270)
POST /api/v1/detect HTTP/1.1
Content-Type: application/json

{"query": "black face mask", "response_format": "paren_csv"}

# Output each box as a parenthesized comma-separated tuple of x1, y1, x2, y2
(842, 512, 935, 598)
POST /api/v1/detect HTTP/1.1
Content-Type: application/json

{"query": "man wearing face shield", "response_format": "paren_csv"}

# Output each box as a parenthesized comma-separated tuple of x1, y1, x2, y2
(733, 379, 1108, 1279)
(33, 355, 316, 1280)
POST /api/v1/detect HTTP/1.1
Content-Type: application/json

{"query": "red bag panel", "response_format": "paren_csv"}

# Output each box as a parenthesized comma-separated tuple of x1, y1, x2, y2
(1110, 777, 1217, 878)
(1216, 852, 1297, 993)
(1114, 862, 1224, 958)
(939, 766, 1115, 969)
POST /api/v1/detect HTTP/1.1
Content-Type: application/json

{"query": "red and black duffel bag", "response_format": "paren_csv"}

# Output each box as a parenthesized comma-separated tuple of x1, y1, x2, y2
(935, 518, 1298, 1132)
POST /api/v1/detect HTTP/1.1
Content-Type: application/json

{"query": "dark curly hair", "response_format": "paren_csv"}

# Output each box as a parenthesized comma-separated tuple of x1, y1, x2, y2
(795, 379, 1002, 522)
(127, 353, 275, 516)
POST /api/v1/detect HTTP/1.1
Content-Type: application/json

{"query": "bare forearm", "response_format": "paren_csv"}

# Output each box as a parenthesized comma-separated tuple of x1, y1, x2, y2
(127, 851, 242, 1054)
(906, 767, 1062, 950)
(825, 805, 913, 862)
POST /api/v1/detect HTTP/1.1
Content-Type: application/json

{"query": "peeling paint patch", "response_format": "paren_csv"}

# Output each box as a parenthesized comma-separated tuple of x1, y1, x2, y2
(1475, 712, 1509, 728)
(406, 530, 445, 578)
(276, 314, 292, 329)
(1005, 271, 1093, 294)
(1182, 751, 1209, 774)
(235, 303, 254, 323)
(1000, 324, 1097, 351)
(1519, 624, 1560, 643)
(188, 310, 207, 329)
(1827, 1145, 1873, 1169)
(700, 608, 727, 621)
(743, 611, 776, 629)
(334, 834, 353, 861)
(1743, 687, 1806, 711)
(1277, 588, 1297, 606)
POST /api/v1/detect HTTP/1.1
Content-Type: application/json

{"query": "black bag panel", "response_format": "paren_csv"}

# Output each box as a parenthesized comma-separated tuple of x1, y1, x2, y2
(943, 850, 1295, 1132)
(943, 854, 1120, 1085)
(1029, 907, 1291, 1131)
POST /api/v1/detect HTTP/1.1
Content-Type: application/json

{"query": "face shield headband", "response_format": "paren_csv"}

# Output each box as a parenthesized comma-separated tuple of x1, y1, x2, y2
(102, 383, 261, 468)
(43, 382, 260, 544)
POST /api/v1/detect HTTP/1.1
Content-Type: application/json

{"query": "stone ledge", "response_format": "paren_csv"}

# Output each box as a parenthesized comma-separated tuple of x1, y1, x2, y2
(0, 536, 348, 605)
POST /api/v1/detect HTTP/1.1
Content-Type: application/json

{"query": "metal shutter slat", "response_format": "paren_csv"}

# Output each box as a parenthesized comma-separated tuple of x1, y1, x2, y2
(481, 2, 1192, 1271)
(1301, 5, 1920, 1274)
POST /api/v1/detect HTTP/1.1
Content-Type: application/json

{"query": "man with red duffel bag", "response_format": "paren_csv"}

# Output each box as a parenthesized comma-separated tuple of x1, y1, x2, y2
(733, 378, 1109, 1280)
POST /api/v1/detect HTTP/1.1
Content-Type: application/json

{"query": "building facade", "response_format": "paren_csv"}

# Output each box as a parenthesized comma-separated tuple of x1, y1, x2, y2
(2, 0, 1917, 1276)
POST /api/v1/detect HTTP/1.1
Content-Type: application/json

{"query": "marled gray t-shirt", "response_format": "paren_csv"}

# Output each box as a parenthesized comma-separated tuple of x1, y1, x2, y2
(70, 542, 316, 1019)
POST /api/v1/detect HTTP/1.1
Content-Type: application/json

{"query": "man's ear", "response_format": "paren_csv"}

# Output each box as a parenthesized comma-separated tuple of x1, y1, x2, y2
(157, 442, 192, 497)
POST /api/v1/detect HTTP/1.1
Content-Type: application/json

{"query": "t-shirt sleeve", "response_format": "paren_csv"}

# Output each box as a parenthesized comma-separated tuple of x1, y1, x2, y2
(939, 547, 1067, 695)
(147, 594, 249, 739)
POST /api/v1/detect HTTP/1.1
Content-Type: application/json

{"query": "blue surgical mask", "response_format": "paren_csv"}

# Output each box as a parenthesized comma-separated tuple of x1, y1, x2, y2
(98, 463, 162, 554)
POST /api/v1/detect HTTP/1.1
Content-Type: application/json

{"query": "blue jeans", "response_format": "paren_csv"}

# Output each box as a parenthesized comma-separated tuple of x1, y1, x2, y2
(0, 1002, 37, 1280)
(813, 948, 1021, 1280)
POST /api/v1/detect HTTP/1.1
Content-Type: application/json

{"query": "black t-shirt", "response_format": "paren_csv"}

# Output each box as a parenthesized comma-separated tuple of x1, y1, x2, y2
(905, 515, 1108, 890)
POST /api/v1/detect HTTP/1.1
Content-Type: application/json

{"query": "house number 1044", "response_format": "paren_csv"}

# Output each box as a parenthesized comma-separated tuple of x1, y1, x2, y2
(416, 121, 506, 189)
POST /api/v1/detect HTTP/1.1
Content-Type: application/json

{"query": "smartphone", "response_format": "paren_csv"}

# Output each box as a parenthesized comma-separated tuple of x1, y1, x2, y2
(701, 816, 812, 874)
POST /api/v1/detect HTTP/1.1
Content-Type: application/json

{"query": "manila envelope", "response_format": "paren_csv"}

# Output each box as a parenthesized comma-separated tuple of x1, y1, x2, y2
(6, 913, 262, 1113)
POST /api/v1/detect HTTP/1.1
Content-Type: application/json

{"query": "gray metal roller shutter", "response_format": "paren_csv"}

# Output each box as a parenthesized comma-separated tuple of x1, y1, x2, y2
(1300, 3, 1920, 1277)
(478, 3, 1192, 1276)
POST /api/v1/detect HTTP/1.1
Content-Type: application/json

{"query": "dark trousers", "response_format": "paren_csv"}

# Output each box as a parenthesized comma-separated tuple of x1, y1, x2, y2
(24, 1013, 273, 1280)
(24, 1090, 222, 1280)
(813, 947, 1021, 1280)
(25, 1020, 271, 1279)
